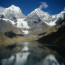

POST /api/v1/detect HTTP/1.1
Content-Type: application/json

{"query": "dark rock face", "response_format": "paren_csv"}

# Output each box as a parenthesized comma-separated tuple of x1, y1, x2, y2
(38, 22, 65, 44)
(5, 31, 24, 38)
(5, 14, 17, 22)
(25, 13, 41, 28)
(0, 14, 5, 19)
(29, 22, 50, 35)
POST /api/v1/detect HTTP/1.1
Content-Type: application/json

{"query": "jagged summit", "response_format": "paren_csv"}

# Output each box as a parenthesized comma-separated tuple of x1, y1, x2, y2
(28, 8, 49, 17)
(10, 5, 18, 8)
(3, 5, 25, 19)
(7, 5, 21, 13)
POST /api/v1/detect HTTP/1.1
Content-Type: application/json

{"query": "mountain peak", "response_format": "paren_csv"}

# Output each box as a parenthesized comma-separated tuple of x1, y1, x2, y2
(9, 5, 19, 10)
(28, 8, 49, 18)
(7, 5, 20, 13)
(10, 5, 16, 8)
(3, 5, 25, 19)
(34, 8, 41, 12)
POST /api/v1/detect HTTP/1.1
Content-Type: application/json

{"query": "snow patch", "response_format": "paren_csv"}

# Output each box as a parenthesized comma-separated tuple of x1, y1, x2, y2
(16, 19, 30, 34)
(17, 19, 30, 29)
(22, 30, 29, 34)
(44, 20, 56, 26)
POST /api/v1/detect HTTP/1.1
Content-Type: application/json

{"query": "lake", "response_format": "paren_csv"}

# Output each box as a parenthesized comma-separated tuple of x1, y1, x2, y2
(0, 42, 65, 65)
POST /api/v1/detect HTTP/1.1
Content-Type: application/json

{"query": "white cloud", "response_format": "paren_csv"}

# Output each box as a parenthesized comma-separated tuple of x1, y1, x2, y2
(39, 2, 48, 9)
(0, 6, 5, 13)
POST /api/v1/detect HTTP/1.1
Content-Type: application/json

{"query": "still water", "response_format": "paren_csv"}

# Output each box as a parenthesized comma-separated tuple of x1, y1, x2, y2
(0, 42, 65, 65)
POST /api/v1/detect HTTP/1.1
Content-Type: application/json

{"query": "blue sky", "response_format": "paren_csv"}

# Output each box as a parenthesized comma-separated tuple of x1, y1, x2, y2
(0, 0, 65, 15)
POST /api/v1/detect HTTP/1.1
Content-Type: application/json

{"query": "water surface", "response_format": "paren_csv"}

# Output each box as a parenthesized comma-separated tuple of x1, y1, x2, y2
(0, 42, 65, 65)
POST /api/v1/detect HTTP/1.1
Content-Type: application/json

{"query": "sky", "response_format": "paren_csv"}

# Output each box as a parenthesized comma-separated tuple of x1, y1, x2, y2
(0, 0, 65, 15)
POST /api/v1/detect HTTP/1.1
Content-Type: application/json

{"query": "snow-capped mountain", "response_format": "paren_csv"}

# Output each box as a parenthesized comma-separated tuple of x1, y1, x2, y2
(0, 5, 30, 34)
(28, 8, 50, 18)
(3, 5, 25, 18)
(2, 5, 25, 22)
(27, 8, 51, 23)
(27, 8, 55, 27)
(0, 5, 65, 43)
(0, 5, 65, 35)
(27, 8, 65, 26)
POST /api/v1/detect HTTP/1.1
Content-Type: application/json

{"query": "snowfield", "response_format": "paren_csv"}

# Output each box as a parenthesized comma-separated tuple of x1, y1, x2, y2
(16, 19, 30, 34)
(17, 19, 30, 29)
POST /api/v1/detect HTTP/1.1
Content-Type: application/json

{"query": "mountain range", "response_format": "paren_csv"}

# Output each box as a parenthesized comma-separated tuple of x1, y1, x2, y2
(0, 5, 65, 46)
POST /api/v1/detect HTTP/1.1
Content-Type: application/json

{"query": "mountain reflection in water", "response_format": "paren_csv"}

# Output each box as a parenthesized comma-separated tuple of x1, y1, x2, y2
(0, 42, 65, 65)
